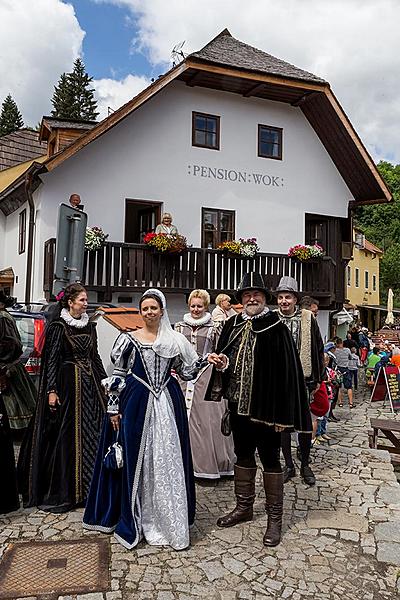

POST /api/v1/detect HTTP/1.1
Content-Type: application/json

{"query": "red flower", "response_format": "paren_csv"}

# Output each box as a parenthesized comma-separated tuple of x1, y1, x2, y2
(143, 232, 157, 243)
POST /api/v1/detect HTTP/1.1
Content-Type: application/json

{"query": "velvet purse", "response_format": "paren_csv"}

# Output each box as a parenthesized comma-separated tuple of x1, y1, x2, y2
(220, 407, 231, 437)
(103, 431, 123, 470)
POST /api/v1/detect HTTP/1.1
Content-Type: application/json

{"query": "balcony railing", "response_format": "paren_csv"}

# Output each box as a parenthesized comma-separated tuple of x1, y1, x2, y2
(43, 240, 339, 306)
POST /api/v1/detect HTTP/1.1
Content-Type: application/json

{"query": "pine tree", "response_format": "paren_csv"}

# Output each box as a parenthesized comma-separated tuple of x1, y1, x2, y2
(51, 73, 74, 119)
(51, 59, 99, 121)
(0, 94, 24, 136)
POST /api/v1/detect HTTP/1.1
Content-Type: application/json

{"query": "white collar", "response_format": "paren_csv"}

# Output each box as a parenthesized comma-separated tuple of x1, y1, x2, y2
(183, 312, 212, 327)
(61, 308, 89, 328)
(242, 307, 269, 321)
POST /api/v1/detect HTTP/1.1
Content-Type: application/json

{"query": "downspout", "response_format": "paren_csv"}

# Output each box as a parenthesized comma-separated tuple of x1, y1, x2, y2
(24, 172, 35, 304)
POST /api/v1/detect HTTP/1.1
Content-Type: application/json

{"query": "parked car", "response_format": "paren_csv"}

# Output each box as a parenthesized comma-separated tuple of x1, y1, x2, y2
(7, 302, 117, 386)
(7, 308, 46, 387)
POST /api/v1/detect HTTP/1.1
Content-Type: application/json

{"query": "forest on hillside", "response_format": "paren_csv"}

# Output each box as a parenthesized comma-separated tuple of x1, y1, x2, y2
(354, 161, 400, 305)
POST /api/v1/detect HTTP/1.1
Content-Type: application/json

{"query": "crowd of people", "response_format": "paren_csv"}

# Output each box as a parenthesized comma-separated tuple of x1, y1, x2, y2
(0, 274, 392, 551)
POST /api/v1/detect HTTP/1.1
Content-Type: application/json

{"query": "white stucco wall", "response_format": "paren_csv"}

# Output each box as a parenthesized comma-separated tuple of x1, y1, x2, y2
(5, 80, 353, 301)
(3, 203, 29, 300)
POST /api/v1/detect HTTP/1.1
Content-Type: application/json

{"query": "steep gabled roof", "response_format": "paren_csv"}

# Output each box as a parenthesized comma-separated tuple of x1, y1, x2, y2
(0, 129, 47, 171)
(189, 29, 326, 84)
(0, 29, 392, 207)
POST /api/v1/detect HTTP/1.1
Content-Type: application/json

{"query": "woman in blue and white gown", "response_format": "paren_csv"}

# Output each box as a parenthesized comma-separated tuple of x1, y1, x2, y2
(83, 289, 221, 550)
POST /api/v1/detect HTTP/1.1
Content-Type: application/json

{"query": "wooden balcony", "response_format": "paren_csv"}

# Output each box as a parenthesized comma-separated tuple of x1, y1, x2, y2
(43, 240, 341, 308)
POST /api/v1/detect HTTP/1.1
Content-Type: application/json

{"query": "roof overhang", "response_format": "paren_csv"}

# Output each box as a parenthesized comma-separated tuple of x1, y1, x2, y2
(0, 158, 46, 215)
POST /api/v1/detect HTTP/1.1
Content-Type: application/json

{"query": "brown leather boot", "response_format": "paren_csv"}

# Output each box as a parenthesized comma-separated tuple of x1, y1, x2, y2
(262, 471, 284, 547)
(217, 465, 257, 528)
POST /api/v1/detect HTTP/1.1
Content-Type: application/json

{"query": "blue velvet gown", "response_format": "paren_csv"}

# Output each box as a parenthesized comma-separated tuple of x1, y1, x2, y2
(83, 334, 205, 550)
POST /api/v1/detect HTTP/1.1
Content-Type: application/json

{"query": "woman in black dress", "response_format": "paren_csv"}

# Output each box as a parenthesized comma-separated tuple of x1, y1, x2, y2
(18, 283, 107, 513)
(0, 291, 19, 513)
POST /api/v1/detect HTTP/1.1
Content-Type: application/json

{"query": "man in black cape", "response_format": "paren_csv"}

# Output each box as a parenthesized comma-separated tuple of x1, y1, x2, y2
(207, 273, 311, 547)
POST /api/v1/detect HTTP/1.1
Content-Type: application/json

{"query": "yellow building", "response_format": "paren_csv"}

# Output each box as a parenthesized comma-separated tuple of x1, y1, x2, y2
(347, 229, 382, 306)
(346, 229, 383, 331)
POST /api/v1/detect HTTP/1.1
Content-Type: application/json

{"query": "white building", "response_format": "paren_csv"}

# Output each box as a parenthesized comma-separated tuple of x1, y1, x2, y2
(0, 29, 391, 334)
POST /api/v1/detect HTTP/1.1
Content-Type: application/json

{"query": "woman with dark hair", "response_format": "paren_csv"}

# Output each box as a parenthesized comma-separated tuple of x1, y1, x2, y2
(18, 283, 107, 513)
(0, 291, 20, 513)
(83, 289, 221, 550)
(0, 291, 36, 430)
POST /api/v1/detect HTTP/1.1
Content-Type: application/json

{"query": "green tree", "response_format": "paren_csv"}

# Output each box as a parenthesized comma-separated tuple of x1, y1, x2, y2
(355, 161, 400, 304)
(0, 94, 24, 136)
(51, 58, 99, 121)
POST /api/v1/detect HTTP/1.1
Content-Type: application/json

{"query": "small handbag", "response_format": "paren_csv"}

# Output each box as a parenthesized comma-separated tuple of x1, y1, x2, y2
(220, 406, 231, 437)
(103, 431, 123, 470)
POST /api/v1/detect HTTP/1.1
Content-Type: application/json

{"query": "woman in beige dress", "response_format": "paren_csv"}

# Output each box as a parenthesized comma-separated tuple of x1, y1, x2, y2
(175, 289, 235, 480)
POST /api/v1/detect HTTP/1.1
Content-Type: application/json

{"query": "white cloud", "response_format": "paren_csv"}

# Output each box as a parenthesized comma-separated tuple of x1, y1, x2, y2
(0, 0, 84, 126)
(94, 74, 151, 120)
(100, 0, 400, 163)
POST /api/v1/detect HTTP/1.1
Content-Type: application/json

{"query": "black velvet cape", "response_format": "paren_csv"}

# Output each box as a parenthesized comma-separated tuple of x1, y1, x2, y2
(207, 311, 312, 432)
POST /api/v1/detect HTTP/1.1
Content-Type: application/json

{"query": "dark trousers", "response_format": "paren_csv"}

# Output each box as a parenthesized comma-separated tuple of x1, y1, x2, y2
(350, 369, 358, 390)
(230, 404, 281, 472)
(281, 430, 311, 468)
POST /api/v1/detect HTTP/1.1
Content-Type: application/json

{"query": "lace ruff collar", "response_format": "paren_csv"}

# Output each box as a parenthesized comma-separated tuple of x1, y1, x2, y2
(183, 312, 212, 327)
(61, 308, 89, 328)
(242, 307, 270, 321)
(277, 307, 301, 320)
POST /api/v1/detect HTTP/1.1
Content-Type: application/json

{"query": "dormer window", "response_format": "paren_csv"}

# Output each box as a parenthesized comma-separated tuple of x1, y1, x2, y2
(192, 112, 220, 150)
(258, 125, 283, 160)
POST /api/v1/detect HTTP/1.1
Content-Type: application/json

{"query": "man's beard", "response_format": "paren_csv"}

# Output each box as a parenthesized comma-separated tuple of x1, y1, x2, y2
(244, 302, 265, 316)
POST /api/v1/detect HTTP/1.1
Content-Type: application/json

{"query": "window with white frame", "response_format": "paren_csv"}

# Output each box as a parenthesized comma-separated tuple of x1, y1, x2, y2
(365, 271, 369, 289)
(347, 265, 351, 286)
(373, 274, 377, 291)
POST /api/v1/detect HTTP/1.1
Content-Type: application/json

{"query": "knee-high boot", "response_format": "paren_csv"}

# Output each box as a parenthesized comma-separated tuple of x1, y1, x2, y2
(262, 471, 284, 547)
(217, 464, 257, 528)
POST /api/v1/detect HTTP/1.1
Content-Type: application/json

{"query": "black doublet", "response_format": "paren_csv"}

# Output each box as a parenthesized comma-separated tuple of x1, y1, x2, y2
(208, 311, 312, 432)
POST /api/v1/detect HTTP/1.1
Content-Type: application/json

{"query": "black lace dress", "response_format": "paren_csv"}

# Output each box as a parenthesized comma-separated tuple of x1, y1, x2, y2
(18, 317, 107, 513)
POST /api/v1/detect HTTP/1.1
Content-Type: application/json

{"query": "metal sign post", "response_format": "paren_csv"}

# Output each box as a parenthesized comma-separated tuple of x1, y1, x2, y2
(53, 203, 87, 295)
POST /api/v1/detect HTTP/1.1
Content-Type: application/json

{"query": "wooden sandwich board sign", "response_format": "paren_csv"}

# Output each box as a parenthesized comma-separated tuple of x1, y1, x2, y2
(370, 365, 400, 413)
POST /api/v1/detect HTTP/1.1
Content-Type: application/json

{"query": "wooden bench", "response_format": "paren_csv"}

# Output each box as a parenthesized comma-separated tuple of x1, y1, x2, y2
(369, 418, 400, 464)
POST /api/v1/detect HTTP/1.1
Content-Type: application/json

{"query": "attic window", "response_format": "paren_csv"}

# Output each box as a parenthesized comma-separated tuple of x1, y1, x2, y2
(192, 112, 220, 150)
(258, 125, 283, 160)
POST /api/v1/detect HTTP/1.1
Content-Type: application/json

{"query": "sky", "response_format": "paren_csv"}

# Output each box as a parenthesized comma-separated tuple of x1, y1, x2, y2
(0, 0, 399, 163)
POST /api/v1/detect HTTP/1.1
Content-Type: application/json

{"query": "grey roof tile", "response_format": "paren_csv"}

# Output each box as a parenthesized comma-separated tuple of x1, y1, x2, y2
(189, 29, 326, 84)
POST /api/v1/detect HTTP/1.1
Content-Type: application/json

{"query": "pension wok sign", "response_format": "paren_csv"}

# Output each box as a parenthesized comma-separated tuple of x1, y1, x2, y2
(187, 164, 284, 187)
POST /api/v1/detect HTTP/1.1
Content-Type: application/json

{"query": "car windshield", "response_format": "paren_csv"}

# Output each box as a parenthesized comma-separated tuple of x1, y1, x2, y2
(13, 316, 34, 352)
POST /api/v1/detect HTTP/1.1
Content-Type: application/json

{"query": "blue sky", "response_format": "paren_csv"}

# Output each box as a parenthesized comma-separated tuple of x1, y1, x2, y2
(69, 0, 153, 79)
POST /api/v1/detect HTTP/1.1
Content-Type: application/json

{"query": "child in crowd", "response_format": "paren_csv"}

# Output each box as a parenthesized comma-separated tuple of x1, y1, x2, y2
(348, 346, 361, 391)
(314, 353, 339, 444)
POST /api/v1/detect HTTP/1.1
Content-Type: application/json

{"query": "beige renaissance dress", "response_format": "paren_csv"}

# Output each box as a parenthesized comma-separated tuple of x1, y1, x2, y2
(174, 313, 235, 479)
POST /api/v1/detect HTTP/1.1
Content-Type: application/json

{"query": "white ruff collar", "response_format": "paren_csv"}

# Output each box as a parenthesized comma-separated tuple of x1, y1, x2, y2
(61, 308, 89, 328)
(183, 312, 212, 327)
(242, 307, 269, 321)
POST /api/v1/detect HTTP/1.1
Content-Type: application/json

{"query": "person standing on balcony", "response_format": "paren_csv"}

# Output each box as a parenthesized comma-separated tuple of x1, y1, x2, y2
(18, 283, 107, 513)
(206, 273, 311, 547)
(274, 276, 324, 487)
(212, 293, 237, 322)
(155, 213, 178, 235)
(0, 291, 36, 431)
(175, 289, 235, 481)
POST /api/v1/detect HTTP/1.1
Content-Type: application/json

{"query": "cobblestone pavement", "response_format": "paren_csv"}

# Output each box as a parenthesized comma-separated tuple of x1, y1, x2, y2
(1, 384, 400, 600)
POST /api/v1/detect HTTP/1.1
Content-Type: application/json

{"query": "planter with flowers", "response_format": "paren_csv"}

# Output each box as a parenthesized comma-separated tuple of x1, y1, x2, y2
(287, 244, 324, 262)
(218, 237, 259, 258)
(143, 232, 188, 254)
(85, 226, 109, 251)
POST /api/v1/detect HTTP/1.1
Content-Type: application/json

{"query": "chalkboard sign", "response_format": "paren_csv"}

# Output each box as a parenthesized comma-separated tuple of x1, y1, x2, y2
(370, 365, 400, 412)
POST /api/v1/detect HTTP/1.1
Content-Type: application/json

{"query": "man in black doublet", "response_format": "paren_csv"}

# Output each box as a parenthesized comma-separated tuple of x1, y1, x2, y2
(207, 273, 311, 547)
